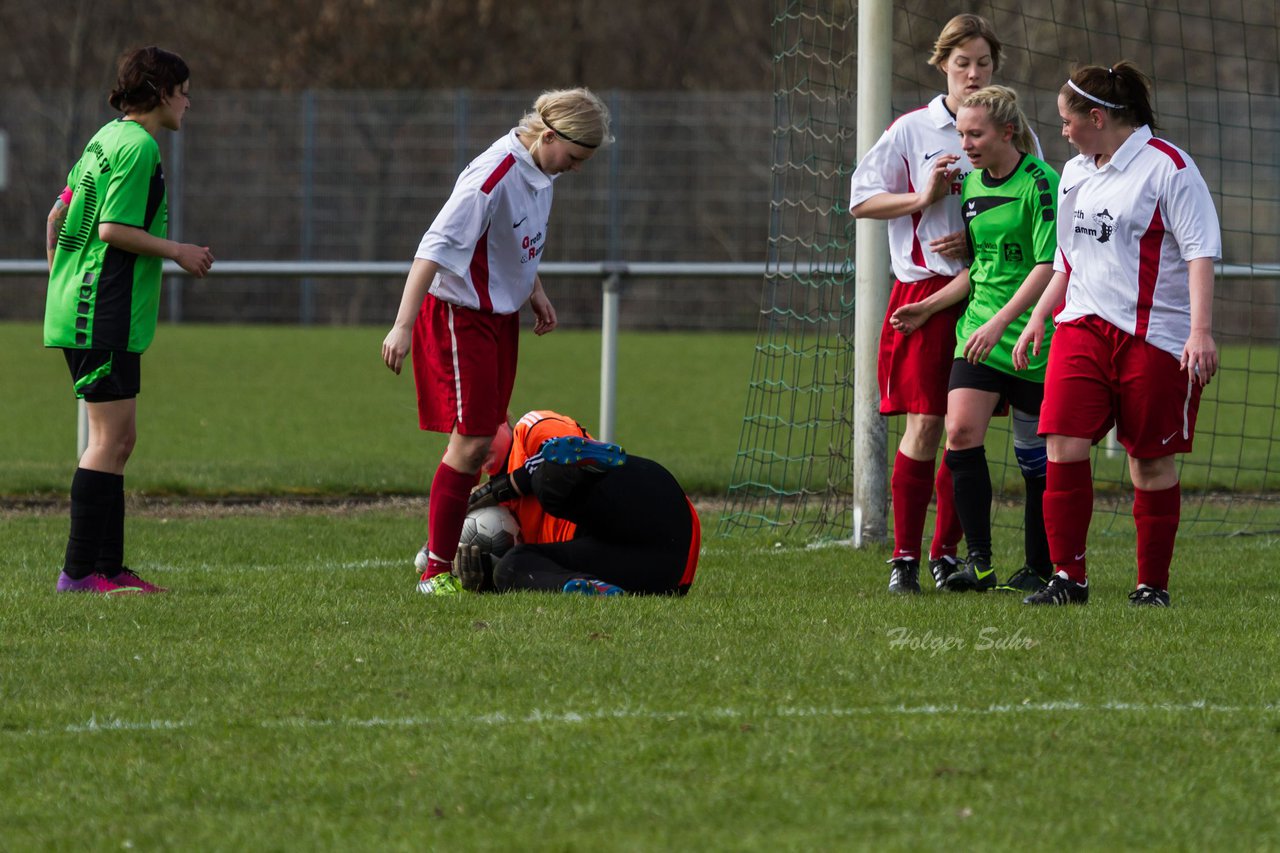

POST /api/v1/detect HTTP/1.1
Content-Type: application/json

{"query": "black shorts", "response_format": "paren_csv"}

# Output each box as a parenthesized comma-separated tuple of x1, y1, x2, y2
(947, 358, 1043, 415)
(63, 349, 141, 402)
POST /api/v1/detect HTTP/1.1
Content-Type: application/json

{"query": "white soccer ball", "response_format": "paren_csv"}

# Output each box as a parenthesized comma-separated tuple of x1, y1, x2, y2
(458, 505, 523, 558)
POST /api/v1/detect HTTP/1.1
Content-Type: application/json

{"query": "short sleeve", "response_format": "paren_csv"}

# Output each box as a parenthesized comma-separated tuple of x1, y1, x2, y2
(416, 183, 495, 278)
(1163, 161, 1222, 262)
(1029, 163, 1059, 264)
(99, 138, 160, 227)
(849, 127, 909, 211)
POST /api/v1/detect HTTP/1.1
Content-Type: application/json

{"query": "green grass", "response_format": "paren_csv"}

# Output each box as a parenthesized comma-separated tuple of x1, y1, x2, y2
(5, 319, 1280, 846)
(2, 508, 1278, 849)
(6, 323, 1278, 506)
(0, 322, 754, 497)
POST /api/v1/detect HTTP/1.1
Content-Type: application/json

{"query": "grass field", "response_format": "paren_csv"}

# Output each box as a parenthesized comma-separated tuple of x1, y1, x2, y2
(0, 322, 755, 497)
(3, 506, 1278, 849)
(3, 321, 1279, 848)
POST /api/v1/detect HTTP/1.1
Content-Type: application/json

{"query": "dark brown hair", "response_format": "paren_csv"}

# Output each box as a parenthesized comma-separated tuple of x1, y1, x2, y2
(1061, 60, 1157, 129)
(108, 46, 189, 113)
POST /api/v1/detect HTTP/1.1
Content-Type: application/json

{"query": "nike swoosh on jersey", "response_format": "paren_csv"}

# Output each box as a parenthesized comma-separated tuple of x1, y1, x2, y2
(513, 216, 528, 228)
(923, 149, 944, 161)
(1061, 184, 1077, 195)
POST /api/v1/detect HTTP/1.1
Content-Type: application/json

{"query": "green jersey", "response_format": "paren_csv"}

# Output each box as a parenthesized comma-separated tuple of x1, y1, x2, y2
(45, 119, 168, 353)
(956, 154, 1059, 381)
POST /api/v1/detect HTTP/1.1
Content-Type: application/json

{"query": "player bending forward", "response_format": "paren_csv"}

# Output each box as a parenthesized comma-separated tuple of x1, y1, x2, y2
(453, 410, 700, 596)
(382, 89, 611, 596)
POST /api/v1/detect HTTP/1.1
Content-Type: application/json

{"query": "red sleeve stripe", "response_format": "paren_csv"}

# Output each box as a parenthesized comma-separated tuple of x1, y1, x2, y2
(468, 224, 494, 312)
(481, 153, 517, 194)
(887, 103, 929, 131)
(1054, 254, 1071, 320)
(905, 161, 927, 269)
(1134, 205, 1166, 338)
(1146, 138, 1186, 170)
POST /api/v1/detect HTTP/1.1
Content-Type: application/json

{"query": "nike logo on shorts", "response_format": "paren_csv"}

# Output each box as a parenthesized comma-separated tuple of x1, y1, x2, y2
(1161, 431, 1180, 445)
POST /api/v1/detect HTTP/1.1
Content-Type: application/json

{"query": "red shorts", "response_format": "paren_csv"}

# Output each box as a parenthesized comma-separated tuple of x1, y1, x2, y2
(879, 276, 963, 416)
(411, 293, 519, 435)
(1039, 315, 1201, 458)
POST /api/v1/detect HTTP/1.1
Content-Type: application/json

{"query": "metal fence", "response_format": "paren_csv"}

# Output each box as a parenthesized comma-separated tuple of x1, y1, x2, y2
(2, 88, 1277, 334)
(0, 90, 775, 329)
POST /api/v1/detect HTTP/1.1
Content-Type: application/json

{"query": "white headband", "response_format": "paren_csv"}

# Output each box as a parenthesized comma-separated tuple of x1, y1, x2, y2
(1067, 79, 1123, 110)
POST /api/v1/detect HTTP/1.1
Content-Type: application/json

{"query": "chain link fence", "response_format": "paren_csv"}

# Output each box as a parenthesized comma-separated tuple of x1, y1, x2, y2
(0, 90, 774, 329)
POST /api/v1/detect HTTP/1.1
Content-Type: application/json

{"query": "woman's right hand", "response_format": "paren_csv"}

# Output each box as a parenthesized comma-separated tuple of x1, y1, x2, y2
(382, 326, 411, 374)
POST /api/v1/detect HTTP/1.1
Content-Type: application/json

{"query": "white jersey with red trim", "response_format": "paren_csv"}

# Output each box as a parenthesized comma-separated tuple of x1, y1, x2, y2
(850, 96, 968, 282)
(1053, 125, 1221, 359)
(849, 94, 1043, 284)
(416, 130, 555, 315)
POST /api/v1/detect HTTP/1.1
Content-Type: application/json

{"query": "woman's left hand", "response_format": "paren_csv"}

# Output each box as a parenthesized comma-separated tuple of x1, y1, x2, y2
(529, 288, 558, 335)
(928, 229, 968, 261)
(1181, 330, 1219, 386)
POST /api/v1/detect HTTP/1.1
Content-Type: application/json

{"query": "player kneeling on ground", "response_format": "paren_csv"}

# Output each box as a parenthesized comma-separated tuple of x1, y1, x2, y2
(448, 410, 701, 596)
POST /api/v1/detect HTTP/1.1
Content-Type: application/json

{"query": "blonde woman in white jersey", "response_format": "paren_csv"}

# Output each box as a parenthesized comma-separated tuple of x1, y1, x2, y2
(382, 88, 612, 596)
(1014, 62, 1221, 607)
(850, 14, 1041, 594)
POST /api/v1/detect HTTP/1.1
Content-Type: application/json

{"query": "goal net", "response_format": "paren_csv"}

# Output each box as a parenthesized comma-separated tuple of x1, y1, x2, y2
(722, 0, 1280, 540)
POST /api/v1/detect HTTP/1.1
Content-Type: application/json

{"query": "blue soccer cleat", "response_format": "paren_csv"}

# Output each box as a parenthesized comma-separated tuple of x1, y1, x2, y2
(563, 578, 624, 596)
(539, 436, 627, 472)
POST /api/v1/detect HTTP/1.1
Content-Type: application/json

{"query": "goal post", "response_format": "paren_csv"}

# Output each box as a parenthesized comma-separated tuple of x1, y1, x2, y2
(723, 0, 1280, 542)
(852, 0, 892, 547)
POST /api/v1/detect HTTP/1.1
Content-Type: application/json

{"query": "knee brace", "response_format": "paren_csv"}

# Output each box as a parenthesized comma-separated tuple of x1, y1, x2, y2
(1012, 408, 1047, 479)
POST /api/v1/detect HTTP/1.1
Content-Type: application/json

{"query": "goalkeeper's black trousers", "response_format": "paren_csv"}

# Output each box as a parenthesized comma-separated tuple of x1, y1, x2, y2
(493, 455, 699, 595)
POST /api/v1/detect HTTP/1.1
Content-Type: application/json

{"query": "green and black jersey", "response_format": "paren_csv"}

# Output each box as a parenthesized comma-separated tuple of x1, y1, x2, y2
(957, 153, 1059, 380)
(45, 119, 168, 353)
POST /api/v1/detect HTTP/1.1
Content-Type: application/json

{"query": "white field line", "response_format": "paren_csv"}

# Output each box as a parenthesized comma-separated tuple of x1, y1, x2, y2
(141, 558, 409, 574)
(20, 700, 1278, 739)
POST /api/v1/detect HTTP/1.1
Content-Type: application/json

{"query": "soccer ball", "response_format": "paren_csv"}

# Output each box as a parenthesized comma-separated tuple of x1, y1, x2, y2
(459, 505, 523, 558)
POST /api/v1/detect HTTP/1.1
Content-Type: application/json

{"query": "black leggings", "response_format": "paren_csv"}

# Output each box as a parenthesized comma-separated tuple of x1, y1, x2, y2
(493, 456, 694, 595)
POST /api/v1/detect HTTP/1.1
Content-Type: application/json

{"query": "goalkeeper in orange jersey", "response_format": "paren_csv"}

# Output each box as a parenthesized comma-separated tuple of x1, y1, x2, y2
(450, 409, 701, 596)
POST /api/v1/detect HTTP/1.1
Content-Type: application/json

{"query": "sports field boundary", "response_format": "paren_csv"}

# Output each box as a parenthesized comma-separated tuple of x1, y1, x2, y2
(10, 700, 1275, 741)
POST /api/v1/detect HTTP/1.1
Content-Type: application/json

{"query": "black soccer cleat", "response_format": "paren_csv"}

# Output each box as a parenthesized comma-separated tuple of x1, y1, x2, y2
(944, 553, 997, 592)
(995, 565, 1051, 594)
(1023, 574, 1089, 606)
(1128, 586, 1171, 607)
(887, 558, 921, 594)
(928, 555, 961, 590)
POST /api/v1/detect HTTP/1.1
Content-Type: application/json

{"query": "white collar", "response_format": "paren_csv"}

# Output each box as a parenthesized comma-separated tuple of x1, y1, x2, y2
(504, 129, 554, 187)
(1106, 124, 1154, 171)
(927, 94, 956, 129)
(1084, 124, 1153, 173)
